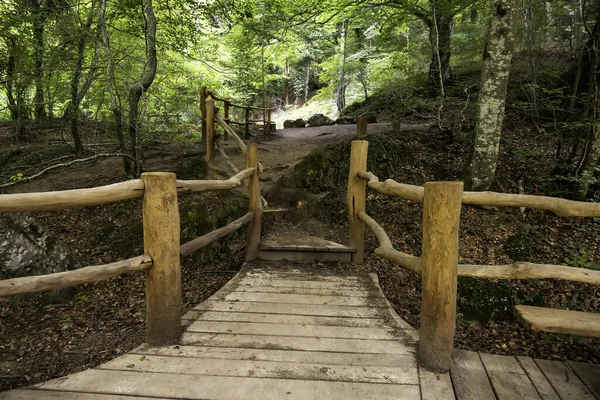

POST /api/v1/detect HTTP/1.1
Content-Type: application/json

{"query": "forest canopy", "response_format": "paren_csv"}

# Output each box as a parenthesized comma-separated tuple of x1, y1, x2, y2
(1, 0, 600, 200)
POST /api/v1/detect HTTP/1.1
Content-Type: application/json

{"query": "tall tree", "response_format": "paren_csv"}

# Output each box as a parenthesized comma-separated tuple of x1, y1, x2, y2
(127, 0, 157, 176)
(466, 0, 516, 190)
(31, 0, 46, 121)
(335, 18, 349, 115)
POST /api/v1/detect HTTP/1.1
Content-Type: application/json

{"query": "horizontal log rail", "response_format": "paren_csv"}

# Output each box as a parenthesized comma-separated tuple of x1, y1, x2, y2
(0, 180, 144, 213)
(176, 167, 255, 193)
(357, 171, 600, 217)
(180, 212, 255, 256)
(207, 90, 272, 111)
(358, 211, 600, 285)
(0, 255, 152, 298)
(357, 211, 421, 274)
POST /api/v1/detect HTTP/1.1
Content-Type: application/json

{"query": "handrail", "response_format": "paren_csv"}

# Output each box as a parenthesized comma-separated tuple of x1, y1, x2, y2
(357, 171, 600, 217)
(358, 212, 422, 274)
(215, 112, 265, 174)
(181, 212, 255, 256)
(207, 90, 272, 111)
(0, 255, 152, 298)
(0, 180, 144, 213)
(176, 167, 255, 193)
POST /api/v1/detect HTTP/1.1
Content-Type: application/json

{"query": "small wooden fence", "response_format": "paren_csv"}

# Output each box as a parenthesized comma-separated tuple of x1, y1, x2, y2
(346, 140, 600, 373)
(200, 87, 273, 160)
(0, 144, 263, 347)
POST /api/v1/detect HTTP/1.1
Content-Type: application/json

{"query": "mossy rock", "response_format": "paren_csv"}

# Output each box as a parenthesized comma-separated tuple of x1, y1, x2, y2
(173, 156, 208, 179)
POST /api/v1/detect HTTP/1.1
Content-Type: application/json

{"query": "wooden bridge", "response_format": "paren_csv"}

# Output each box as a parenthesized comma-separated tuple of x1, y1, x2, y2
(1, 104, 600, 398)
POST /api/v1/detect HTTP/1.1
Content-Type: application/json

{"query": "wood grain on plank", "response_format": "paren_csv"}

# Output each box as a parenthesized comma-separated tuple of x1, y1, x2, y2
(34, 369, 421, 400)
(515, 306, 600, 338)
(479, 353, 541, 399)
(419, 367, 456, 400)
(182, 311, 385, 327)
(535, 359, 596, 400)
(450, 350, 495, 400)
(194, 301, 384, 318)
(567, 361, 600, 399)
(516, 356, 560, 400)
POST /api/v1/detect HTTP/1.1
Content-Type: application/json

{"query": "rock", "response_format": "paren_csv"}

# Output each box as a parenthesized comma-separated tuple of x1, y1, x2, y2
(335, 117, 355, 125)
(307, 114, 334, 127)
(283, 120, 295, 129)
(294, 119, 306, 128)
(0, 214, 84, 301)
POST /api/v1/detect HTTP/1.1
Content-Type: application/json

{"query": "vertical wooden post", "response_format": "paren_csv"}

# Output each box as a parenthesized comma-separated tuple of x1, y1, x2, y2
(246, 143, 262, 261)
(418, 181, 463, 373)
(346, 140, 368, 264)
(244, 107, 250, 137)
(266, 109, 272, 135)
(200, 86, 207, 144)
(223, 101, 230, 141)
(206, 95, 215, 161)
(141, 172, 181, 346)
(356, 116, 368, 136)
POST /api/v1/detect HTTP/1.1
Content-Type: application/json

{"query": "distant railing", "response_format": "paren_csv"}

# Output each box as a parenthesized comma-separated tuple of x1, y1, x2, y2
(200, 86, 273, 159)
(0, 144, 263, 347)
(346, 139, 600, 373)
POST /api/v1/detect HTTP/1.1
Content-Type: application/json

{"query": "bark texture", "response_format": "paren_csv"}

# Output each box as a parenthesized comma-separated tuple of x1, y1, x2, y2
(335, 18, 348, 116)
(467, 0, 516, 191)
(128, 0, 157, 176)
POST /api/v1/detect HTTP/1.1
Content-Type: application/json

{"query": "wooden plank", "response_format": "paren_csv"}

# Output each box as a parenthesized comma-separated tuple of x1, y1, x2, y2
(231, 285, 375, 297)
(516, 356, 560, 400)
(242, 272, 363, 283)
(182, 311, 385, 327)
(1, 391, 158, 399)
(567, 361, 600, 399)
(535, 359, 596, 400)
(479, 353, 541, 399)
(185, 321, 395, 340)
(194, 301, 384, 318)
(223, 292, 381, 307)
(180, 332, 414, 354)
(34, 369, 421, 400)
(132, 345, 415, 367)
(99, 354, 418, 384)
(450, 350, 495, 400)
(515, 306, 600, 338)
(419, 367, 456, 400)
(258, 250, 352, 262)
(232, 278, 366, 289)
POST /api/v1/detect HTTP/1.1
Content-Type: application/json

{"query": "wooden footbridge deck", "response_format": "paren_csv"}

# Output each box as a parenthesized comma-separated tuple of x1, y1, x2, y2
(1, 105, 600, 399)
(3, 264, 599, 399)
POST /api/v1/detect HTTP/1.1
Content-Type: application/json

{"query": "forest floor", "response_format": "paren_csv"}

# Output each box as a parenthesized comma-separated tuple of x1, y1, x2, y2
(0, 119, 599, 392)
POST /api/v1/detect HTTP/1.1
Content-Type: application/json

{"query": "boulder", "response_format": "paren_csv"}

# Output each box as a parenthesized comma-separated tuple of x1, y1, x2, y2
(335, 117, 355, 125)
(294, 119, 306, 128)
(307, 114, 334, 127)
(0, 214, 83, 301)
(283, 120, 295, 129)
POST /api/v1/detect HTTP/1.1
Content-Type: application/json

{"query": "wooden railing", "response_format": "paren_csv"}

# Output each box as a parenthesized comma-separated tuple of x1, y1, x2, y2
(200, 86, 273, 161)
(0, 144, 263, 347)
(346, 140, 600, 373)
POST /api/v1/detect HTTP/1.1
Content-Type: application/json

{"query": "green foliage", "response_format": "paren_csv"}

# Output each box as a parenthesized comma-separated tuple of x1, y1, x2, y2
(9, 172, 23, 182)
(564, 250, 600, 271)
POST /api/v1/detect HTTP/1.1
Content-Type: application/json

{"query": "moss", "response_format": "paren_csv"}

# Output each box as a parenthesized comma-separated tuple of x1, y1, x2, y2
(173, 156, 208, 179)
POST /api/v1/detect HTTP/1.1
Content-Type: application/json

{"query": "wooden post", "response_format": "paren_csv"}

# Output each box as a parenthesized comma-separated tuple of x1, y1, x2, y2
(346, 140, 368, 264)
(418, 181, 463, 373)
(246, 143, 262, 261)
(223, 101, 230, 141)
(356, 116, 368, 136)
(200, 86, 207, 144)
(141, 172, 181, 346)
(244, 107, 250, 138)
(206, 95, 215, 161)
(266, 109, 272, 135)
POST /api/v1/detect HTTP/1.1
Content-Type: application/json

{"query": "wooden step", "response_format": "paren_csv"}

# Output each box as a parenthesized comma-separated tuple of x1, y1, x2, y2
(259, 244, 356, 262)
(515, 305, 600, 338)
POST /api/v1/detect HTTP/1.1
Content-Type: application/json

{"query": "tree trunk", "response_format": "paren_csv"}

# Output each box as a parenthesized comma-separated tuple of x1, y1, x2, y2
(98, 0, 129, 176)
(284, 58, 290, 107)
(466, 0, 516, 191)
(68, 0, 97, 152)
(127, 0, 157, 176)
(428, 14, 453, 90)
(335, 18, 348, 116)
(32, 0, 46, 122)
(304, 61, 310, 104)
